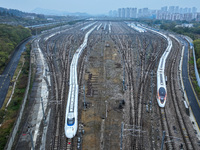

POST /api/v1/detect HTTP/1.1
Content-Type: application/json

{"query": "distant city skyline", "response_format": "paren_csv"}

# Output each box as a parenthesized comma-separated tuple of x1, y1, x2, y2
(109, 6, 199, 21)
(0, 0, 200, 15)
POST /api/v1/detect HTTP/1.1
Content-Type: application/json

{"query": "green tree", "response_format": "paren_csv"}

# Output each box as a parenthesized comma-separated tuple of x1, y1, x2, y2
(193, 39, 200, 59)
(0, 24, 31, 71)
(197, 58, 200, 71)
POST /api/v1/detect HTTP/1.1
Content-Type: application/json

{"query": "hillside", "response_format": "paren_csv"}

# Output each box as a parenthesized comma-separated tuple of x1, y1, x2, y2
(0, 24, 31, 72)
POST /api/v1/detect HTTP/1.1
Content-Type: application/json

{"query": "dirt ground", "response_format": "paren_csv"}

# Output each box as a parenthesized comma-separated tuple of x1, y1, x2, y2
(80, 35, 124, 150)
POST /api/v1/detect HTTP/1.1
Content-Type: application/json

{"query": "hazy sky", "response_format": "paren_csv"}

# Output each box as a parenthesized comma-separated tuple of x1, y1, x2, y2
(1, 0, 200, 14)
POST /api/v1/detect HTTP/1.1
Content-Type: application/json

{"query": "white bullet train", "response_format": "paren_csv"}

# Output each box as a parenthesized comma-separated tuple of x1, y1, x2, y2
(157, 57, 167, 107)
(156, 36, 172, 107)
(65, 25, 97, 138)
(125, 22, 147, 33)
(137, 24, 172, 107)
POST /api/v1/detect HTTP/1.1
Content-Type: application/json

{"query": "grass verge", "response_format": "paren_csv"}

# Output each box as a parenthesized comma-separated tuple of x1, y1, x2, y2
(189, 48, 200, 99)
(0, 43, 31, 149)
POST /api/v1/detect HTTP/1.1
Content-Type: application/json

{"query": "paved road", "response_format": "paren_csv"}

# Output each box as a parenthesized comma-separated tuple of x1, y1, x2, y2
(0, 37, 32, 108)
(181, 38, 200, 130)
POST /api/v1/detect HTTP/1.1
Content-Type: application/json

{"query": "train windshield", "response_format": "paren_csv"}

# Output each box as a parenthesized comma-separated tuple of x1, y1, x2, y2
(159, 87, 166, 103)
(67, 117, 75, 126)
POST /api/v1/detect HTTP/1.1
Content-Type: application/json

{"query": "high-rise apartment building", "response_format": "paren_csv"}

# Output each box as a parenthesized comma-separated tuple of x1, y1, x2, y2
(118, 8, 122, 17)
(122, 8, 125, 18)
(192, 7, 197, 13)
(130, 8, 137, 18)
(111, 6, 198, 21)
(161, 6, 168, 12)
(125, 8, 130, 18)
(142, 8, 149, 17)
(169, 6, 175, 13)
(175, 6, 179, 13)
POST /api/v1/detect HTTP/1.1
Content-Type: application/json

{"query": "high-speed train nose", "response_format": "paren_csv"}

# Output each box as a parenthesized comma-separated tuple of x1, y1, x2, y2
(66, 133, 74, 139)
(65, 129, 75, 139)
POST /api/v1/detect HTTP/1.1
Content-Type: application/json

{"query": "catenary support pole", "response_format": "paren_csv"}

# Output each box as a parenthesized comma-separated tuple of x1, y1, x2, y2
(161, 131, 166, 150)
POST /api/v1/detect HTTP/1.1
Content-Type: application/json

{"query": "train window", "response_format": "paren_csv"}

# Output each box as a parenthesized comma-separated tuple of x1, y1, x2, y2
(159, 87, 166, 103)
(67, 118, 75, 126)
(159, 87, 166, 97)
(161, 59, 164, 68)
(160, 74, 163, 84)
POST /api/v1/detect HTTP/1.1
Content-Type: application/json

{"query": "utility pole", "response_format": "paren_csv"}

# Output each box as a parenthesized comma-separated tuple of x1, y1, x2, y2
(28, 130, 35, 150)
(150, 70, 154, 112)
(8, 74, 11, 81)
(120, 122, 124, 150)
(83, 84, 86, 110)
(122, 54, 125, 91)
(123, 60, 125, 91)
(105, 100, 107, 118)
(41, 98, 46, 122)
(161, 131, 166, 150)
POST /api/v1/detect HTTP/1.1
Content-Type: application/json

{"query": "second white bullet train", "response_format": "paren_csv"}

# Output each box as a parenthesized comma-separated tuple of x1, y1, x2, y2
(156, 35, 172, 107)
(130, 23, 172, 107)
(126, 22, 172, 107)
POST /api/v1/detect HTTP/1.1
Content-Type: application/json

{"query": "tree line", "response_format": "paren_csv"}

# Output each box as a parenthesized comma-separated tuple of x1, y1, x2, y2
(193, 39, 200, 72)
(160, 22, 200, 40)
(0, 24, 31, 72)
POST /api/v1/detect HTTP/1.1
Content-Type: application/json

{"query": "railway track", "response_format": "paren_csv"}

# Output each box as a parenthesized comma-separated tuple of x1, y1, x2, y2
(166, 36, 194, 149)
(19, 21, 200, 150)
(51, 25, 98, 150)
(36, 24, 87, 149)
(136, 30, 175, 150)
(110, 22, 168, 149)
(44, 22, 183, 150)
(136, 35, 168, 149)
(131, 25, 167, 150)
(159, 108, 174, 149)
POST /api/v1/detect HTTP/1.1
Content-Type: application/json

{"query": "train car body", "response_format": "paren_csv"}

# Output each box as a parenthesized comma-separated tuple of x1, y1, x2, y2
(157, 70, 167, 107)
(127, 22, 146, 33)
(137, 24, 172, 107)
(65, 25, 97, 139)
(128, 23, 173, 107)
(156, 37, 172, 107)
(65, 84, 79, 138)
